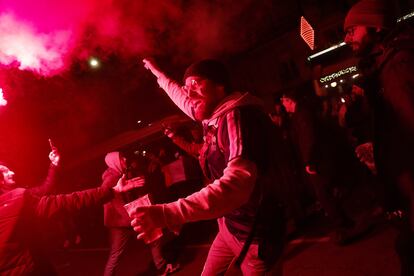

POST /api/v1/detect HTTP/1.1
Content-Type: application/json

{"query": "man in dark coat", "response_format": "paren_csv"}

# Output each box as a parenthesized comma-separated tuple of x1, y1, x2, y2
(344, 1, 414, 275)
(0, 149, 125, 275)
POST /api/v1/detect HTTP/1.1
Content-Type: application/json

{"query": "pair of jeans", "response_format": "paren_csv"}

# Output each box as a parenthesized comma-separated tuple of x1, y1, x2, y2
(201, 218, 268, 276)
(104, 227, 166, 276)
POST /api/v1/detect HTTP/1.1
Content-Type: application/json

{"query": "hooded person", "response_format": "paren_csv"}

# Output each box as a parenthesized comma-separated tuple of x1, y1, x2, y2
(103, 152, 179, 276)
(103, 151, 135, 276)
(344, 1, 414, 275)
(137, 58, 288, 275)
(103, 152, 129, 228)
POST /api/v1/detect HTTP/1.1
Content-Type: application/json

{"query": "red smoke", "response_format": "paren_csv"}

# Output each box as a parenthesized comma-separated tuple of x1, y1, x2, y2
(0, 13, 71, 75)
(0, 0, 95, 75)
(0, 0, 275, 76)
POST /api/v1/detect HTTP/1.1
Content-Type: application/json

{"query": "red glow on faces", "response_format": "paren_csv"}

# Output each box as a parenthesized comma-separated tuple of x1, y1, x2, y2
(0, 88, 7, 106)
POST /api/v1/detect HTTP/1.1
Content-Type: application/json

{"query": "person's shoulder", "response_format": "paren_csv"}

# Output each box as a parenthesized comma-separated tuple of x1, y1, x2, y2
(392, 45, 414, 60)
(102, 168, 121, 180)
(384, 29, 414, 57)
(382, 44, 414, 73)
(0, 188, 26, 203)
(388, 27, 414, 47)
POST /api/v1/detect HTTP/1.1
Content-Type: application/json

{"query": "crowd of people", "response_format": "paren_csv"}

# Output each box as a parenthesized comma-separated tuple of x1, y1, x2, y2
(1, 0, 413, 275)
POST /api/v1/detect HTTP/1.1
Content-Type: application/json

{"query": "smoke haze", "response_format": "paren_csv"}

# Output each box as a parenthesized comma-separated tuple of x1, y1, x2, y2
(0, 0, 276, 76)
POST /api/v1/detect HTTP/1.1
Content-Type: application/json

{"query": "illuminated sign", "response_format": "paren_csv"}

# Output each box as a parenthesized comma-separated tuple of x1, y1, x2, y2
(319, 66, 357, 83)
(300, 16, 315, 50)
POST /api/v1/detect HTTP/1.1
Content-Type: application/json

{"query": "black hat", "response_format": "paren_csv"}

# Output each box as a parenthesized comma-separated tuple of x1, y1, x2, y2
(183, 59, 231, 91)
(344, 0, 396, 31)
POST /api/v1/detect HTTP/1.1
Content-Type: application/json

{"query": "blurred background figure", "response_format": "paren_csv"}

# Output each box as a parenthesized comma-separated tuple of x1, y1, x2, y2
(163, 123, 203, 159)
(103, 151, 179, 276)
(281, 88, 370, 244)
(344, 0, 414, 274)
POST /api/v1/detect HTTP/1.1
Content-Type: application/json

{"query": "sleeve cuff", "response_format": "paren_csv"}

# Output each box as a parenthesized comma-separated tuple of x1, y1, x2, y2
(162, 203, 185, 232)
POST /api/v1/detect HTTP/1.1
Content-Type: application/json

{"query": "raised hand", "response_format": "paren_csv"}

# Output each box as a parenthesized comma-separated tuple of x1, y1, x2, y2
(113, 175, 145, 193)
(142, 58, 163, 78)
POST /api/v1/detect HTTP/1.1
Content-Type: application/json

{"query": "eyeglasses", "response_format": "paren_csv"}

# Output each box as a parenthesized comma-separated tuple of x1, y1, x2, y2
(182, 79, 199, 93)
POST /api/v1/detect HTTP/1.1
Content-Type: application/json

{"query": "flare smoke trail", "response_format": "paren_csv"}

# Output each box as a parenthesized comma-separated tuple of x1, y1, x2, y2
(0, 0, 275, 76)
(0, 13, 71, 75)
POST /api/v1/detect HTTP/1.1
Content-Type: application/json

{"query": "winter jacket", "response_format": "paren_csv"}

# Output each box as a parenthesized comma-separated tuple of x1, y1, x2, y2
(103, 168, 131, 227)
(0, 178, 113, 275)
(361, 28, 414, 180)
(103, 152, 131, 227)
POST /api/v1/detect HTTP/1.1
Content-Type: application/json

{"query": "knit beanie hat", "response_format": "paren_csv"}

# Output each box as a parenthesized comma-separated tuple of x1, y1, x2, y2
(344, 0, 396, 30)
(183, 59, 231, 92)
